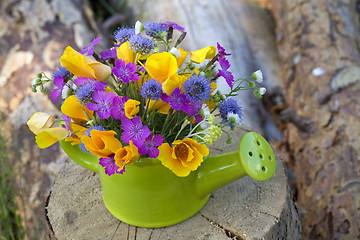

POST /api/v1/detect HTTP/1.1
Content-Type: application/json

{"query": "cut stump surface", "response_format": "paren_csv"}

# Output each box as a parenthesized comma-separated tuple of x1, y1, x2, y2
(46, 130, 300, 239)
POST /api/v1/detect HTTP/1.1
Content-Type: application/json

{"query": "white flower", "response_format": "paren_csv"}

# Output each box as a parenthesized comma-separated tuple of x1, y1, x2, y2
(135, 21, 143, 34)
(170, 47, 181, 58)
(61, 85, 70, 99)
(227, 112, 241, 127)
(252, 70, 263, 83)
(259, 87, 266, 95)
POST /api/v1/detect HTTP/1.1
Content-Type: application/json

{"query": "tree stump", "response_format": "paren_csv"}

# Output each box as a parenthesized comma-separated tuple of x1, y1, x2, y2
(268, 0, 360, 238)
(46, 129, 300, 239)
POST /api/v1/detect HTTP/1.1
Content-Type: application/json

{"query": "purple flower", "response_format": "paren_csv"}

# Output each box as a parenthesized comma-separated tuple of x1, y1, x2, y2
(121, 116, 151, 148)
(50, 76, 65, 103)
(218, 57, 230, 71)
(219, 69, 234, 88)
(79, 37, 102, 56)
(141, 79, 162, 100)
(74, 77, 108, 105)
(112, 59, 139, 83)
(217, 42, 231, 59)
(86, 91, 116, 119)
(99, 47, 117, 61)
(219, 98, 242, 126)
(161, 88, 190, 111)
(138, 134, 163, 158)
(128, 34, 153, 55)
(161, 22, 185, 33)
(114, 27, 135, 44)
(183, 75, 211, 103)
(111, 95, 129, 120)
(143, 21, 166, 37)
(99, 155, 125, 176)
(62, 114, 71, 131)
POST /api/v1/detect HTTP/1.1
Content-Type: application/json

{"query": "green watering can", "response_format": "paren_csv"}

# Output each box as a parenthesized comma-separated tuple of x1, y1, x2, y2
(59, 132, 276, 228)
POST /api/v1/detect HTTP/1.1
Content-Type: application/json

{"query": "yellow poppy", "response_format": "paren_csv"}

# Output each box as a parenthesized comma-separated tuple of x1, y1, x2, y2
(190, 46, 216, 64)
(60, 46, 111, 82)
(35, 127, 70, 149)
(117, 42, 136, 64)
(145, 52, 178, 82)
(176, 48, 188, 68)
(61, 95, 93, 123)
(124, 99, 140, 119)
(158, 138, 209, 177)
(27, 112, 55, 134)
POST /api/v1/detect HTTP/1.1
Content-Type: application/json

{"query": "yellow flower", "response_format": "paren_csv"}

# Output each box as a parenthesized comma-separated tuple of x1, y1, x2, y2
(80, 130, 122, 158)
(162, 74, 185, 95)
(149, 99, 170, 114)
(35, 127, 70, 149)
(145, 52, 178, 82)
(61, 95, 93, 123)
(60, 46, 111, 82)
(117, 42, 136, 64)
(176, 48, 188, 68)
(114, 141, 140, 168)
(64, 123, 87, 145)
(158, 138, 209, 177)
(27, 112, 55, 134)
(124, 99, 140, 119)
(190, 46, 216, 64)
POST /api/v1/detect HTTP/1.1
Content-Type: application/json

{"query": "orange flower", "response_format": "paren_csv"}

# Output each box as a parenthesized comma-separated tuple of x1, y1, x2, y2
(158, 138, 209, 177)
(124, 99, 140, 119)
(114, 141, 140, 168)
(61, 95, 93, 123)
(60, 46, 111, 82)
(80, 130, 122, 158)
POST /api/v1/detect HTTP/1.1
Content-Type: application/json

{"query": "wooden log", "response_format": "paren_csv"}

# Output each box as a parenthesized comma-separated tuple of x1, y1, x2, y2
(269, 0, 360, 239)
(0, 0, 101, 238)
(46, 129, 300, 239)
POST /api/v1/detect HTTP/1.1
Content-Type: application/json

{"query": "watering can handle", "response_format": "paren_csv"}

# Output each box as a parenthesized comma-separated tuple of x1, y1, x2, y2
(59, 140, 99, 173)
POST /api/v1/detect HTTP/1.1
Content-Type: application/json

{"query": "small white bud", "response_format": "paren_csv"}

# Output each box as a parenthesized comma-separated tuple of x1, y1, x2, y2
(61, 85, 70, 99)
(259, 87, 266, 95)
(31, 79, 38, 87)
(170, 47, 181, 58)
(252, 70, 263, 83)
(134, 21, 143, 34)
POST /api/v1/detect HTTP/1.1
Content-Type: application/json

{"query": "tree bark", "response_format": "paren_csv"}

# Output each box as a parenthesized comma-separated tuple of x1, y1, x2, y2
(270, 0, 360, 239)
(0, 0, 100, 238)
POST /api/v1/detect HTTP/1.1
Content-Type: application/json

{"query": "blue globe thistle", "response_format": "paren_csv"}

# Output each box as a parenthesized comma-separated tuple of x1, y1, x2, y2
(114, 27, 135, 44)
(76, 84, 94, 105)
(141, 79, 162, 100)
(143, 21, 166, 38)
(53, 66, 70, 79)
(183, 75, 211, 103)
(128, 34, 153, 55)
(219, 98, 242, 126)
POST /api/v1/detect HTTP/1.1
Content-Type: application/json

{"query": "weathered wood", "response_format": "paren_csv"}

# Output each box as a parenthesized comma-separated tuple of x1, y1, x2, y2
(269, 0, 360, 239)
(47, 129, 300, 239)
(0, 0, 100, 238)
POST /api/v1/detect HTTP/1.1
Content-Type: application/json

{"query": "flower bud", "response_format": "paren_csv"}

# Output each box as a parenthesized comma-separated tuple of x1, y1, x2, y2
(226, 137, 232, 144)
(248, 81, 255, 88)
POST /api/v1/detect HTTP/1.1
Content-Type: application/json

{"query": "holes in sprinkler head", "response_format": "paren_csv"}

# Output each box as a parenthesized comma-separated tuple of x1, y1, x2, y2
(269, 156, 272, 161)
(259, 154, 264, 159)
(249, 151, 253, 156)
(262, 166, 266, 172)
(256, 140, 261, 146)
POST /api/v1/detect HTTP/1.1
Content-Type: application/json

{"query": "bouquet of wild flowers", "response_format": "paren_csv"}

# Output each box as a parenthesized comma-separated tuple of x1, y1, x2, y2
(27, 20, 266, 177)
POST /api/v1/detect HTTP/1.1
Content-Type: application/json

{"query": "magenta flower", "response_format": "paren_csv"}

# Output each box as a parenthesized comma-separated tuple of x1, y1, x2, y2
(121, 116, 151, 148)
(99, 155, 125, 176)
(161, 87, 190, 111)
(86, 91, 116, 119)
(80, 37, 102, 56)
(219, 69, 234, 87)
(50, 76, 65, 103)
(161, 22, 185, 33)
(112, 59, 139, 83)
(99, 47, 117, 61)
(138, 134, 163, 158)
(111, 95, 129, 120)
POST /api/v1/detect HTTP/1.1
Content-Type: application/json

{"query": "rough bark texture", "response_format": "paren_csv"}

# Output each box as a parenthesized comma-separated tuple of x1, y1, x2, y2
(0, 0, 99, 238)
(269, 0, 360, 239)
(46, 129, 301, 240)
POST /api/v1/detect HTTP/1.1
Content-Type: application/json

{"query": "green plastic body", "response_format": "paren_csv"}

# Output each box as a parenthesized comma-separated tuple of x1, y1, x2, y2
(59, 132, 276, 228)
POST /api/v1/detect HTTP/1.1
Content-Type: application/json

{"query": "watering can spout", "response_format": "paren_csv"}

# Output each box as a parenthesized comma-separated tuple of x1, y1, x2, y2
(196, 132, 276, 198)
